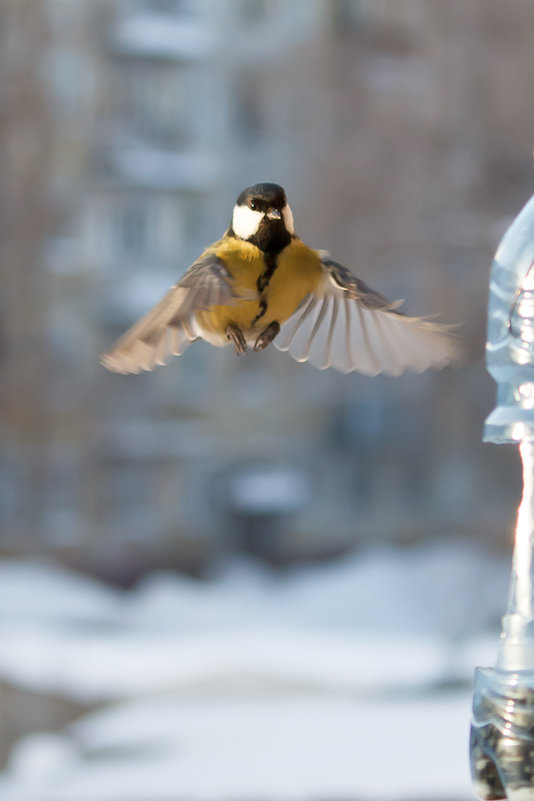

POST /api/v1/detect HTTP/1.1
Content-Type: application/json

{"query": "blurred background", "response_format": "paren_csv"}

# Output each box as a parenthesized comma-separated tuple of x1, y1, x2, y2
(0, 0, 533, 799)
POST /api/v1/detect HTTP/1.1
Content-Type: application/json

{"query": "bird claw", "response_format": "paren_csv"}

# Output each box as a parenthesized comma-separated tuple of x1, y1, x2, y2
(226, 324, 247, 355)
(254, 321, 280, 352)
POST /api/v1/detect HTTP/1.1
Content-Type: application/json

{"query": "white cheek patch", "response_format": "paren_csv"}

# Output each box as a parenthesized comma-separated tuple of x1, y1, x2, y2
(283, 204, 295, 234)
(232, 204, 264, 240)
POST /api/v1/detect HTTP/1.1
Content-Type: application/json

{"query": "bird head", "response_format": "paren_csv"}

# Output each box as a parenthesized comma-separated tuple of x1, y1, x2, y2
(231, 182, 294, 253)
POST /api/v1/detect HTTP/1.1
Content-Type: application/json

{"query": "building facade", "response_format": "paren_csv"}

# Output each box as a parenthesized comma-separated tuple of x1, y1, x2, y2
(1, 0, 528, 577)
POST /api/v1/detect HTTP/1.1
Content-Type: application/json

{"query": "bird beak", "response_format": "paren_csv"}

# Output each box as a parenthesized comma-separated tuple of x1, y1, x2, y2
(266, 208, 282, 220)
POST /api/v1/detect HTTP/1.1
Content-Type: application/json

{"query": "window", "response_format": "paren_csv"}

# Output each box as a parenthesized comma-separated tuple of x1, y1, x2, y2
(331, 0, 363, 32)
(107, 195, 185, 265)
(235, 77, 263, 144)
(131, 0, 200, 18)
(240, 0, 269, 24)
(48, 0, 83, 34)
(117, 199, 149, 260)
(121, 66, 188, 144)
(46, 50, 92, 120)
(148, 0, 181, 12)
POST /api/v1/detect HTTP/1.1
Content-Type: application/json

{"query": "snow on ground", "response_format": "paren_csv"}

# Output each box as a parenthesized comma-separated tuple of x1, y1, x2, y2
(0, 625, 459, 700)
(0, 560, 122, 624)
(0, 693, 475, 801)
(0, 540, 507, 799)
(0, 540, 506, 700)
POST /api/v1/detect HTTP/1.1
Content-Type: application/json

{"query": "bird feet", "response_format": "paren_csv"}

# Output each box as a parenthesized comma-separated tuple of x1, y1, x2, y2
(226, 321, 281, 355)
(226, 324, 247, 355)
(254, 321, 280, 352)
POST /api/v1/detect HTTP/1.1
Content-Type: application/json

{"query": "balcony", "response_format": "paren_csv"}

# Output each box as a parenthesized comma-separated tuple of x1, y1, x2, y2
(110, 12, 215, 62)
(98, 145, 217, 191)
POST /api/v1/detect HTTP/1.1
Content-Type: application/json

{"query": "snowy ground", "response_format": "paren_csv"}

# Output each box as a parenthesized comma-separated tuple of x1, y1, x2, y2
(0, 540, 507, 800)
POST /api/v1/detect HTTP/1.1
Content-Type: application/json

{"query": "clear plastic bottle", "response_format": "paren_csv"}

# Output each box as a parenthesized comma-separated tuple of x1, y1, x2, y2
(471, 195, 534, 801)
(471, 667, 534, 801)
(485, 194, 534, 445)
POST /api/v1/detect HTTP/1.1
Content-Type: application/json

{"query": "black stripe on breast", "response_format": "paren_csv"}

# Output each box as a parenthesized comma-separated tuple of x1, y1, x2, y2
(252, 253, 278, 327)
(256, 252, 278, 293)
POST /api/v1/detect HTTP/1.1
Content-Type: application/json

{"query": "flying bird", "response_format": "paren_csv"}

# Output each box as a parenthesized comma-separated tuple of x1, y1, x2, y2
(101, 182, 457, 376)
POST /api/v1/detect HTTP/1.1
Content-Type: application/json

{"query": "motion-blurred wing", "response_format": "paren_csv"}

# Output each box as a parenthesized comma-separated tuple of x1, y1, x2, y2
(275, 255, 459, 375)
(101, 252, 244, 374)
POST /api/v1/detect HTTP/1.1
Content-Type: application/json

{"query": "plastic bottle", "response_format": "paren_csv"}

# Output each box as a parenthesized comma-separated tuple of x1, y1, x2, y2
(471, 195, 534, 801)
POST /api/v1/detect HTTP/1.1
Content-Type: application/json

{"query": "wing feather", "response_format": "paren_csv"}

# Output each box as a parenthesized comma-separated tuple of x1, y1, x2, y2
(277, 297, 325, 364)
(353, 302, 381, 374)
(276, 295, 319, 351)
(323, 295, 339, 369)
(154, 327, 170, 367)
(170, 325, 190, 356)
(276, 255, 459, 375)
(343, 296, 355, 373)
(301, 296, 330, 363)
(101, 251, 243, 374)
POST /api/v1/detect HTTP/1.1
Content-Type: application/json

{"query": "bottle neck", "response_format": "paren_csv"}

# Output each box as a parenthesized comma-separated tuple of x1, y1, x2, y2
(498, 440, 534, 670)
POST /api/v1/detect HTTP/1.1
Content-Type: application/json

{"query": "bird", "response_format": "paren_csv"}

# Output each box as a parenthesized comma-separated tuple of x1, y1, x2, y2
(101, 182, 458, 376)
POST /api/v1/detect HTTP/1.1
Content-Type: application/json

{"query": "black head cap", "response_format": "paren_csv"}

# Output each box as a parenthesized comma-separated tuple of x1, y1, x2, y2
(236, 182, 287, 211)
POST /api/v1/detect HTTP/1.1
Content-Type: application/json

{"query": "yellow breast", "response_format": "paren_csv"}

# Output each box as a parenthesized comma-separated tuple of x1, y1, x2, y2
(261, 239, 323, 326)
(195, 237, 323, 339)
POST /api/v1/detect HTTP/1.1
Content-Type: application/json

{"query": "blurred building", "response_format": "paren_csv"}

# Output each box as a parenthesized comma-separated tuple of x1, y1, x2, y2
(1, 0, 531, 579)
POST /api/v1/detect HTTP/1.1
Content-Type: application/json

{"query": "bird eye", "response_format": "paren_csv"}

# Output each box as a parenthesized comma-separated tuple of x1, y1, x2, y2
(249, 200, 257, 210)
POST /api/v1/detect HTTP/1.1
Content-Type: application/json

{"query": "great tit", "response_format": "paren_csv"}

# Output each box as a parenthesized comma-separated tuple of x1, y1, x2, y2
(101, 182, 458, 375)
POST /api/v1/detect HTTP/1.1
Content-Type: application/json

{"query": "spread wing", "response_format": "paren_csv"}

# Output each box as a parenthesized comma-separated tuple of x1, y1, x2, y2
(101, 251, 243, 374)
(275, 254, 459, 375)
